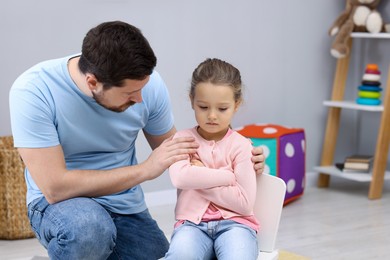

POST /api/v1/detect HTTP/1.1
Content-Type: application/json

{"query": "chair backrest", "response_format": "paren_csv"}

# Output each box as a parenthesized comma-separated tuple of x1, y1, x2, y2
(254, 173, 286, 253)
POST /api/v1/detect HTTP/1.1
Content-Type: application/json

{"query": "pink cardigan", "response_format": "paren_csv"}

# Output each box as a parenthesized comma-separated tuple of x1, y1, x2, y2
(169, 127, 259, 229)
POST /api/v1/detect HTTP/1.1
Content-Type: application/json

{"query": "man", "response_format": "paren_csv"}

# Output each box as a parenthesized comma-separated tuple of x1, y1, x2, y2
(9, 21, 264, 259)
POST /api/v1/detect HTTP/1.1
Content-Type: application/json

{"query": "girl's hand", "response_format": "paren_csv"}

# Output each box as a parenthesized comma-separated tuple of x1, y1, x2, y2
(190, 158, 205, 167)
(190, 153, 204, 167)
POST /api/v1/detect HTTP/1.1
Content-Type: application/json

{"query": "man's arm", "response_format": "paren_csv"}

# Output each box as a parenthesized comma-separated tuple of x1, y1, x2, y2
(143, 126, 177, 150)
(18, 126, 198, 204)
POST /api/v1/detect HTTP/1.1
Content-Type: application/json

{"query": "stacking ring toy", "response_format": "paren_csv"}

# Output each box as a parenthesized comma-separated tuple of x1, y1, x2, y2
(356, 98, 381, 105)
(361, 80, 381, 86)
(358, 85, 382, 92)
(362, 74, 381, 82)
(358, 91, 381, 99)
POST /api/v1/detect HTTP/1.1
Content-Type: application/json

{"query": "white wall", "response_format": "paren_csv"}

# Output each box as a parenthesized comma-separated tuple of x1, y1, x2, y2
(1, 0, 389, 192)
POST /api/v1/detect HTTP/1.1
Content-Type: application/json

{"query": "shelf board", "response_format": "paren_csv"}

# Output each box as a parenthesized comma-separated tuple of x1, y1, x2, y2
(351, 32, 390, 39)
(313, 166, 390, 182)
(323, 100, 384, 112)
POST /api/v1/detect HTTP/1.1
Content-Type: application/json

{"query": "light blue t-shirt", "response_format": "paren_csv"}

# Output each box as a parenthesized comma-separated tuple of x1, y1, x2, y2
(9, 55, 174, 214)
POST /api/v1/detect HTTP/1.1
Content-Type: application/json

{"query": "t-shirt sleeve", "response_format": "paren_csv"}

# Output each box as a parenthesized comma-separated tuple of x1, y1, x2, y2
(142, 71, 174, 136)
(9, 77, 59, 148)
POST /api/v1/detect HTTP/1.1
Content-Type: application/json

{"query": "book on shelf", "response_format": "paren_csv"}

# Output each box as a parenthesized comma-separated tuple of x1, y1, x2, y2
(342, 166, 372, 173)
(344, 154, 373, 164)
(341, 154, 374, 173)
(334, 162, 372, 173)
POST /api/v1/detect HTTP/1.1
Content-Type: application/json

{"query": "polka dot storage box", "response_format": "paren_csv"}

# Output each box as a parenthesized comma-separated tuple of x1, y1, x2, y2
(236, 124, 306, 205)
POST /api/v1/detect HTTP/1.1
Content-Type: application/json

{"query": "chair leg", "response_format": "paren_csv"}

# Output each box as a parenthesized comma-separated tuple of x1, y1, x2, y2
(258, 250, 279, 260)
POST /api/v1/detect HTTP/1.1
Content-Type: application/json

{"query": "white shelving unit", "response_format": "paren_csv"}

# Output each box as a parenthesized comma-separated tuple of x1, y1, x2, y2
(323, 100, 384, 112)
(314, 166, 390, 183)
(351, 32, 390, 39)
(315, 33, 390, 199)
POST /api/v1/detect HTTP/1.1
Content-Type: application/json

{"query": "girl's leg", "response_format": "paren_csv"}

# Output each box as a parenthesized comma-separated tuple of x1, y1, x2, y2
(28, 197, 116, 260)
(214, 220, 258, 260)
(107, 209, 169, 260)
(165, 221, 214, 260)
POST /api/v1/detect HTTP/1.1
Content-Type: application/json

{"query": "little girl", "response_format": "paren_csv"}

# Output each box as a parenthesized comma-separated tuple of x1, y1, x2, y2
(165, 58, 259, 260)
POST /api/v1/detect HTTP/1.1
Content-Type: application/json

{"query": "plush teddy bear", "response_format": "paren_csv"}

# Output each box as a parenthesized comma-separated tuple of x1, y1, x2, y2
(329, 0, 390, 58)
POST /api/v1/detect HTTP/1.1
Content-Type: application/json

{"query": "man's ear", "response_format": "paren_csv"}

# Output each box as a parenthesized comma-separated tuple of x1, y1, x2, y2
(85, 73, 99, 92)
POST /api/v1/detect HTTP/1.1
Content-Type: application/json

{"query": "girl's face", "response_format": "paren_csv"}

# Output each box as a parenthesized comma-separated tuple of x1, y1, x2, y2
(191, 82, 240, 141)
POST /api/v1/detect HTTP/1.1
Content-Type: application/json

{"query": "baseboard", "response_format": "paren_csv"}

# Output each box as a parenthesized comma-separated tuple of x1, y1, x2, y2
(144, 189, 177, 207)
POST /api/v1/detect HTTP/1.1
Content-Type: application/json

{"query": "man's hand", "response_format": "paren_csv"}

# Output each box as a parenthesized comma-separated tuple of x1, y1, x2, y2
(143, 136, 199, 180)
(251, 146, 265, 174)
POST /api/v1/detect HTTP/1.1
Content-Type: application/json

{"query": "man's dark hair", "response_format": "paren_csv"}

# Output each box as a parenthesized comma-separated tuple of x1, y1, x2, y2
(79, 21, 157, 88)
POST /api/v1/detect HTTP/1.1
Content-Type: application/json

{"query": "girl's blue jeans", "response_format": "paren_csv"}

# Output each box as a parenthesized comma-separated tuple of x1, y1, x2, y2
(164, 220, 259, 260)
(27, 197, 169, 260)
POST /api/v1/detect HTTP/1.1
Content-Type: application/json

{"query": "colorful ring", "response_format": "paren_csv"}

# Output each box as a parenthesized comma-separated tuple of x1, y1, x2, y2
(366, 64, 379, 71)
(356, 98, 381, 106)
(362, 74, 381, 82)
(361, 80, 381, 86)
(358, 85, 382, 92)
(364, 69, 381, 75)
(358, 91, 381, 99)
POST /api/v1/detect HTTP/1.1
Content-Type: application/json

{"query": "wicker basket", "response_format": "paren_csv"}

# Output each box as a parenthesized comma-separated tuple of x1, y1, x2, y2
(0, 136, 35, 239)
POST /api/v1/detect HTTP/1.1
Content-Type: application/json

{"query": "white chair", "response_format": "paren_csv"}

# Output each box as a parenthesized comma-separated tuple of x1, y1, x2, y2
(255, 173, 286, 260)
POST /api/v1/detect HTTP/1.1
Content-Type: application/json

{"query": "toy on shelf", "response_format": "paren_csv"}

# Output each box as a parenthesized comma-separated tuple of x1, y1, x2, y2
(328, 0, 390, 59)
(356, 64, 382, 105)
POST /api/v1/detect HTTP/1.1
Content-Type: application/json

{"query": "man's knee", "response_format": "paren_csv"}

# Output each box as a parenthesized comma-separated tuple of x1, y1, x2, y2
(47, 198, 117, 259)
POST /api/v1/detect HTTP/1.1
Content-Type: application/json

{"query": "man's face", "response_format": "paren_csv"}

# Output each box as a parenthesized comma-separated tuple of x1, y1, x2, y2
(92, 76, 150, 113)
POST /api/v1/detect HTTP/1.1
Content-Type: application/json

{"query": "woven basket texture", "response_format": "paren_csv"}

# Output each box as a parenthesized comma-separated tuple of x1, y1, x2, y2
(0, 136, 35, 239)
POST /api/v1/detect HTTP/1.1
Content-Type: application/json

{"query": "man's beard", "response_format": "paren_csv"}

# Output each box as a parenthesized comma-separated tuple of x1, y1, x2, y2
(92, 91, 136, 113)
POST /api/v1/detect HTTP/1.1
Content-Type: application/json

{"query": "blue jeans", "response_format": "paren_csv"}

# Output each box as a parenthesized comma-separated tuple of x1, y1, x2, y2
(165, 220, 258, 260)
(28, 197, 169, 260)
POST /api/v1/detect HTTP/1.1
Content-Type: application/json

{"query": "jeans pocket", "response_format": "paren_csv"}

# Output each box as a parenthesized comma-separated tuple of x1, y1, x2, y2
(27, 197, 49, 241)
(28, 208, 42, 240)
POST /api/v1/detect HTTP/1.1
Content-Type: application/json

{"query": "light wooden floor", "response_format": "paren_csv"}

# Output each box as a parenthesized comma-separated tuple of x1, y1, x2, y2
(1, 174, 390, 260)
